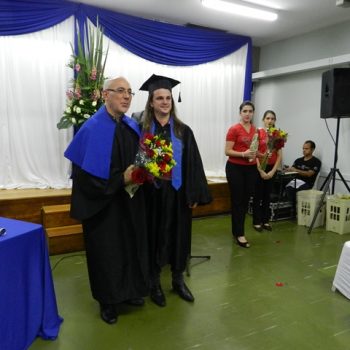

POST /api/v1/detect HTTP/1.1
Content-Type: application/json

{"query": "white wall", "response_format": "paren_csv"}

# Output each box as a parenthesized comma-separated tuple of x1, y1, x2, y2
(253, 22, 350, 194)
(259, 20, 350, 70)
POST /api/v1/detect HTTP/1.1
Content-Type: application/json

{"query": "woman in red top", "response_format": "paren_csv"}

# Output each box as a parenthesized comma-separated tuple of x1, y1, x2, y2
(253, 110, 282, 232)
(225, 101, 263, 248)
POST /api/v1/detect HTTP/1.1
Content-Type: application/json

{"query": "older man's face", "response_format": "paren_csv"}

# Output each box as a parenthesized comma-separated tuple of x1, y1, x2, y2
(103, 78, 134, 117)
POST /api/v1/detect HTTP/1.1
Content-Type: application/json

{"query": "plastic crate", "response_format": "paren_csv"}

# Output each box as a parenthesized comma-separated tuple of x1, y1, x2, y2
(326, 195, 350, 235)
(297, 190, 325, 227)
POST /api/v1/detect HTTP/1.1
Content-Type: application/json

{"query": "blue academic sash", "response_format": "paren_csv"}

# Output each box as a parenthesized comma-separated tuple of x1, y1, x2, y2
(150, 117, 182, 190)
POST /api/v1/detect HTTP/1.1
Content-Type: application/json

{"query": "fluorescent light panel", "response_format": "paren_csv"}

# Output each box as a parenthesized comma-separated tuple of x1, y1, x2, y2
(201, 0, 278, 21)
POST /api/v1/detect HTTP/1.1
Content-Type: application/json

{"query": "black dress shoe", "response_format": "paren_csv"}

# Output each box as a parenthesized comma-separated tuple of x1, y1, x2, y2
(150, 285, 166, 307)
(124, 298, 145, 306)
(100, 304, 118, 324)
(172, 281, 195, 302)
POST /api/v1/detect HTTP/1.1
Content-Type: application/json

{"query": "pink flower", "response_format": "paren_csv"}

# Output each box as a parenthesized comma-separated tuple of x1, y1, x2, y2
(90, 67, 97, 81)
(75, 63, 81, 72)
(74, 87, 81, 99)
(66, 90, 74, 100)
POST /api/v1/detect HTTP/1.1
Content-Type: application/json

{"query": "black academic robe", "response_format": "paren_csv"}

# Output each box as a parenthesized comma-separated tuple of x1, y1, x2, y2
(70, 120, 149, 304)
(145, 123, 212, 274)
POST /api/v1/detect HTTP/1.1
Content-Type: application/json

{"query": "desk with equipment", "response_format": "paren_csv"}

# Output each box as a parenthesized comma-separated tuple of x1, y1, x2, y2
(248, 171, 296, 221)
(269, 171, 297, 220)
(0, 217, 63, 350)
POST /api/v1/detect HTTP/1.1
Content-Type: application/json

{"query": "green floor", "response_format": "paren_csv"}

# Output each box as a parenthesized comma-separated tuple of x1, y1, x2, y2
(31, 215, 350, 350)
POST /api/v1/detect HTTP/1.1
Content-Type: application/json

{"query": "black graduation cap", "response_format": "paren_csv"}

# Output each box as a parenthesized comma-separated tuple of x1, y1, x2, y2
(139, 74, 181, 102)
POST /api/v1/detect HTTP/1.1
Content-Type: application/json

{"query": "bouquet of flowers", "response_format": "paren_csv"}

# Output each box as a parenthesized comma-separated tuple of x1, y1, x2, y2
(260, 127, 288, 171)
(57, 21, 108, 129)
(125, 133, 177, 198)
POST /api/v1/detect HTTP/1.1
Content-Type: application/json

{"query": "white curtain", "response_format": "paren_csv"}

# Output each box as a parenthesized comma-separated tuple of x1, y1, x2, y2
(104, 40, 248, 178)
(0, 18, 74, 189)
(0, 17, 248, 189)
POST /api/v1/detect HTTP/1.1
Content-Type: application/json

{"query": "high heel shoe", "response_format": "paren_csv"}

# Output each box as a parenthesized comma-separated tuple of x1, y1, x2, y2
(262, 223, 272, 231)
(235, 237, 250, 248)
(253, 225, 263, 232)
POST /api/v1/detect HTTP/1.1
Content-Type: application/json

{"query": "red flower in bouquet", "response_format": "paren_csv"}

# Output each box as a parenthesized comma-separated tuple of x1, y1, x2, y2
(267, 127, 287, 150)
(131, 167, 150, 184)
(125, 133, 176, 197)
(138, 133, 176, 179)
(260, 127, 288, 171)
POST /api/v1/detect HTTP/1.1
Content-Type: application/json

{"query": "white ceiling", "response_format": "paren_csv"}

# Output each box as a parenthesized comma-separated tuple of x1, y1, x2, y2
(72, 0, 350, 46)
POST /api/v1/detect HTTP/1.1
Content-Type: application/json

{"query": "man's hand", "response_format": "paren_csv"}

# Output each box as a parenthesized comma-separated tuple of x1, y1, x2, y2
(123, 165, 135, 185)
(283, 166, 294, 172)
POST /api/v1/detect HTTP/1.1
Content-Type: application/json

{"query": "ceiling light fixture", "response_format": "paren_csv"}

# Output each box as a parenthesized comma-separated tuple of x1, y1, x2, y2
(201, 0, 278, 21)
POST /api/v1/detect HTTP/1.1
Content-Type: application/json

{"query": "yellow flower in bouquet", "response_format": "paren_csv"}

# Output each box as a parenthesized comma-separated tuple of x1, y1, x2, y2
(260, 127, 288, 171)
(125, 133, 177, 198)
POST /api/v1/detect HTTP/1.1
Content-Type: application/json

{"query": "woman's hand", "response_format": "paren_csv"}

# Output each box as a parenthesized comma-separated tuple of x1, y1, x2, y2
(259, 170, 273, 180)
(243, 149, 256, 160)
(256, 151, 265, 158)
(259, 170, 267, 179)
(264, 171, 275, 180)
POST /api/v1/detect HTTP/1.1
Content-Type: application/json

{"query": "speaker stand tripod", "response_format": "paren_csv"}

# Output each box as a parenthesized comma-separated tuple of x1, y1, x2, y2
(185, 254, 211, 277)
(308, 117, 350, 234)
(185, 217, 211, 276)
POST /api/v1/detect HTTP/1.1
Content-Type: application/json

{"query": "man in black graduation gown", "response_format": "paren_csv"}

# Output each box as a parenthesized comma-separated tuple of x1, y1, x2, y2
(139, 74, 212, 307)
(64, 77, 148, 324)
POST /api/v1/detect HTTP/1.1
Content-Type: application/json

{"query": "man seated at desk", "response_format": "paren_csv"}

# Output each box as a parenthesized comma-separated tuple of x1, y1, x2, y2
(284, 140, 321, 202)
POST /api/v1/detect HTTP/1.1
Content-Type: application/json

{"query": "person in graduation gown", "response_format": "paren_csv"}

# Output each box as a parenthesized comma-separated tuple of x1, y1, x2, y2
(64, 77, 149, 325)
(139, 74, 212, 307)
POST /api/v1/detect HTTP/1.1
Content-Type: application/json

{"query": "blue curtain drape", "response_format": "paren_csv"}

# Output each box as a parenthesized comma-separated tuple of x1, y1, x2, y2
(0, 0, 252, 98)
(0, 0, 78, 35)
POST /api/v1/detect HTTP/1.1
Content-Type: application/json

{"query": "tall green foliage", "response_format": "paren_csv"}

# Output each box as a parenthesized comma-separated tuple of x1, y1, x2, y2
(57, 21, 108, 129)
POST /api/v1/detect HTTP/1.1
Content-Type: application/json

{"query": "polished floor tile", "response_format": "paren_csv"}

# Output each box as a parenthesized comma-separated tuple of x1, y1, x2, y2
(30, 215, 350, 350)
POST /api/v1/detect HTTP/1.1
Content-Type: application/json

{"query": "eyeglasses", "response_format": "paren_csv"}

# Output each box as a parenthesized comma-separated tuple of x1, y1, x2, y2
(106, 88, 135, 97)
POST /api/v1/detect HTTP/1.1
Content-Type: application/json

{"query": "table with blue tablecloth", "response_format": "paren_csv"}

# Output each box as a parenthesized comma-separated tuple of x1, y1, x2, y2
(0, 217, 63, 350)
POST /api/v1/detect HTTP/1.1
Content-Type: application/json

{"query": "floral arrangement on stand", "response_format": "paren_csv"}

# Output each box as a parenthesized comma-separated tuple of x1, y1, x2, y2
(57, 21, 108, 129)
(125, 133, 177, 198)
(260, 127, 288, 171)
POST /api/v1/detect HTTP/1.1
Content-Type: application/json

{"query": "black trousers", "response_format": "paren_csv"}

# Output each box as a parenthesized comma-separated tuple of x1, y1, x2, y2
(286, 183, 312, 203)
(225, 162, 258, 237)
(252, 164, 274, 225)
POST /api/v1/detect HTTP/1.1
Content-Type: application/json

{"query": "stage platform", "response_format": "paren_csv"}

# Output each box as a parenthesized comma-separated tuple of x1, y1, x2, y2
(0, 188, 72, 224)
(0, 180, 230, 224)
(0, 181, 230, 255)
